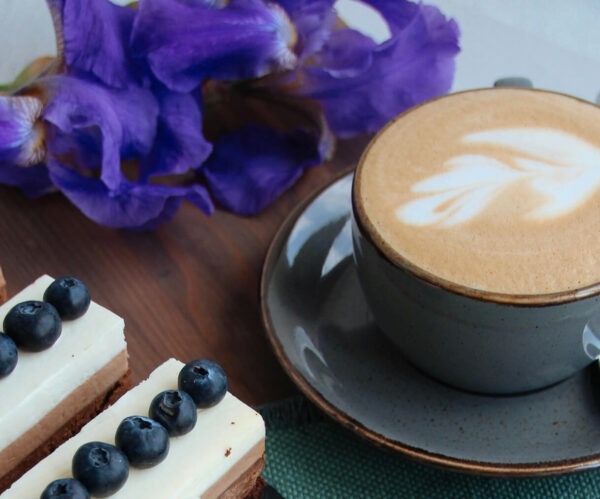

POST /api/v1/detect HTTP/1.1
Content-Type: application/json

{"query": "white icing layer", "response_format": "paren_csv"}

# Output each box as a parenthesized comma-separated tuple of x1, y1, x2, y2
(3, 359, 265, 498)
(0, 275, 126, 452)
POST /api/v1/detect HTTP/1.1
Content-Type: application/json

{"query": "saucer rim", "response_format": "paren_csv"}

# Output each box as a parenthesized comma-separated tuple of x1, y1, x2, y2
(260, 169, 600, 477)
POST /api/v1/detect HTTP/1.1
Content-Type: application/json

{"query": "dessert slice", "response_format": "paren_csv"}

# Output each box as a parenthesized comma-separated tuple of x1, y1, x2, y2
(0, 275, 129, 492)
(3, 358, 266, 498)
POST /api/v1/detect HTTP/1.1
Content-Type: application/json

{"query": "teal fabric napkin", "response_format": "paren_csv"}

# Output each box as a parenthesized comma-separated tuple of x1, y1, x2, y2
(258, 396, 600, 498)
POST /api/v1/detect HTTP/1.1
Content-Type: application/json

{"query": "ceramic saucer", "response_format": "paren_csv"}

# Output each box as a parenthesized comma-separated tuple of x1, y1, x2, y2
(260, 171, 600, 476)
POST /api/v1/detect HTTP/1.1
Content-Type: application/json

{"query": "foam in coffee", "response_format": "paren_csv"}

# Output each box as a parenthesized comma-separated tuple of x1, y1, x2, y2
(355, 88, 600, 295)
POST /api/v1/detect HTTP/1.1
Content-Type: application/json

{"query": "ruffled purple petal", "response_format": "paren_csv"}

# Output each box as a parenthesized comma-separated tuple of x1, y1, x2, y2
(282, 1, 459, 137)
(38, 75, 158, 189)
(0, 96, 44, 166)
(109, 85, 159, 160)
(0, 162, 54, 198)
(140, 87, 212, 181)
(131, 0, 297, 92)
(44, 122, 103, 173)
(47, 157, 213, 229)
(272, 0, 336, 59)
(201, 125, 323, 215)
(46, 0, 142, 88)
(311, 29, 377, 78)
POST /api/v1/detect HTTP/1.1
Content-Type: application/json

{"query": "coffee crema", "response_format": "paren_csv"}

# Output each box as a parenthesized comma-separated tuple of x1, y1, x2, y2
(354, 88, 600, 296)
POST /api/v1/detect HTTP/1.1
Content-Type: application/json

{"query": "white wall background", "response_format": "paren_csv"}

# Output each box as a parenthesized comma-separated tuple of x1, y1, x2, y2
(2, 0, 600, 102)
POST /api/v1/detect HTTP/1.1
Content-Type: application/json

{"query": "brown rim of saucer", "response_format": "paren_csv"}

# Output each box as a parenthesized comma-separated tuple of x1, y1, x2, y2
(259, 169, 600, 477)
(352, 87, 600, 307)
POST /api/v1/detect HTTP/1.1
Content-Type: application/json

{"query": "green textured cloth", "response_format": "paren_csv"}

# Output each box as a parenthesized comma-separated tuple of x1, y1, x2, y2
(258, 396, 600, 498)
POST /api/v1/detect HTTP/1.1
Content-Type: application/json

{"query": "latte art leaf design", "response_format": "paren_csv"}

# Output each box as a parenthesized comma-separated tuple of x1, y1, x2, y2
(396, 128, 600, 227)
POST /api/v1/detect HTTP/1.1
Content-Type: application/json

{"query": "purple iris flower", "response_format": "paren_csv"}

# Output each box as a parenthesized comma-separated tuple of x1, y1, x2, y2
(0, 0, 459, 228)
(0, 0, 213, 229)
(132, 0, 458, 214)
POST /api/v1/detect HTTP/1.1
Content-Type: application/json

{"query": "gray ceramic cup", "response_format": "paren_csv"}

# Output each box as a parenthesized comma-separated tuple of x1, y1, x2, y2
(351, 89, 600, 395)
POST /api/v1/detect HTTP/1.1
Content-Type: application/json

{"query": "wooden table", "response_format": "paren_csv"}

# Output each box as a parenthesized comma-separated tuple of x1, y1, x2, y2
(0, 136, 369, 406)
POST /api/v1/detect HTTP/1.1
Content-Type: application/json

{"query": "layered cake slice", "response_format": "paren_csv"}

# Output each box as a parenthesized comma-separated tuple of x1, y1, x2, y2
(0, 275, 129, 491)
(3, 358, 266, 498)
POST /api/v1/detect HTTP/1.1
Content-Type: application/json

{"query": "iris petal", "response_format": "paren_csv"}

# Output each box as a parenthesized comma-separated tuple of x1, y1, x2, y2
(140, 87, 213, 181)
(47, 157, 213, 229)
(272, 0, 336, 59)
(276, 0, 460, 137)
(0, 96, 44, 166)
(38, 75, 158, 189)
(0, 162, 53, 198)
(310, 29, 376, 78)
(201, 124, 323, 215)
(131, 0, 298, 92)
(45, 0, 66, 58)
(46, 0, 141, 88)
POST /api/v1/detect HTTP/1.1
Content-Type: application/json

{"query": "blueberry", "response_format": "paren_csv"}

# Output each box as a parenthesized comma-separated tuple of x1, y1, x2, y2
(72, 442, 128, 497)
(149, 390, 197, 436)
(178, 359, 227, 408)
(44, 277, 91, 320)
(115, 416, 169, 468)
(40, 478, 90, 499)
(0, 333, 17, 377)
(3, 301, 61, 352)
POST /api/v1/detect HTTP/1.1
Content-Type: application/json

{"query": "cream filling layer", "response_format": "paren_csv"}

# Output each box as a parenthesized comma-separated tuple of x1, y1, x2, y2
(0, 275, 127, 456)
(3, 359, 266, 498)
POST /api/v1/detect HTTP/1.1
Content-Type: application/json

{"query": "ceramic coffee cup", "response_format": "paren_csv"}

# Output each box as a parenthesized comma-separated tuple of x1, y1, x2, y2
(351, 87, 600, 394)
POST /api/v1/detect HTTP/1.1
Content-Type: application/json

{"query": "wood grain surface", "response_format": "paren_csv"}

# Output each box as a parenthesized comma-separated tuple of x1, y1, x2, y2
(0, 266, 6, 304)
(0, 136, 369, 406)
